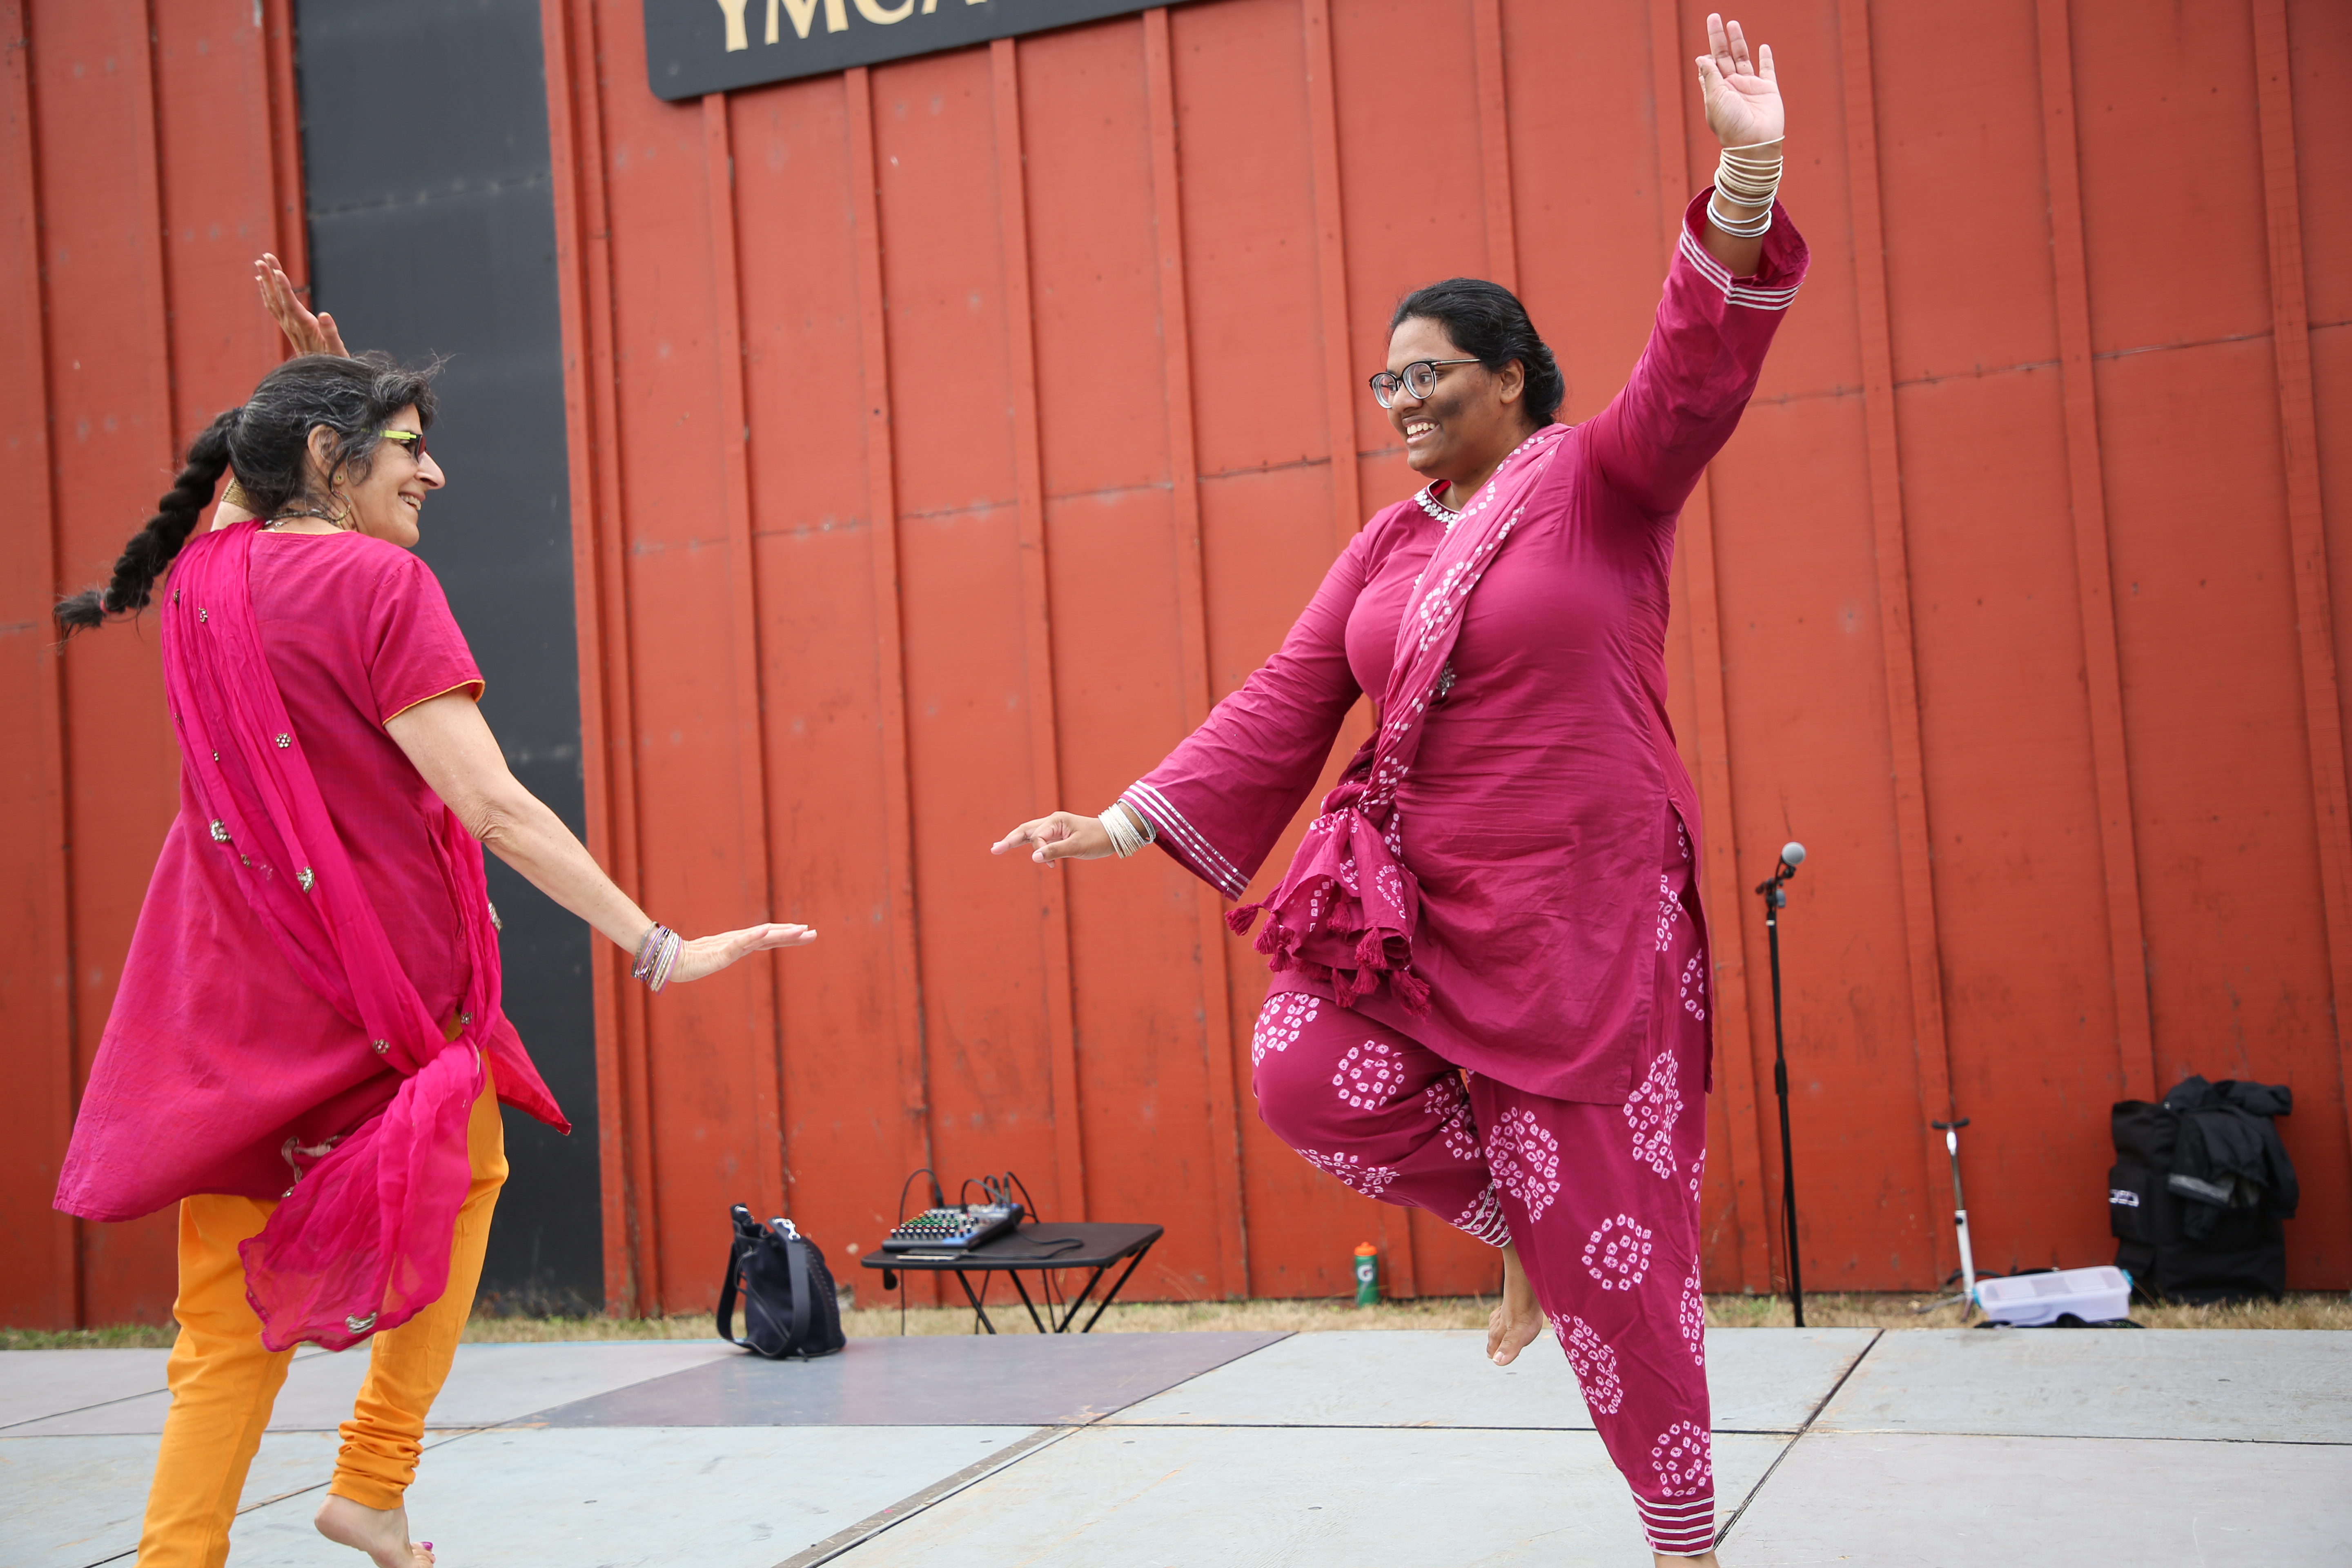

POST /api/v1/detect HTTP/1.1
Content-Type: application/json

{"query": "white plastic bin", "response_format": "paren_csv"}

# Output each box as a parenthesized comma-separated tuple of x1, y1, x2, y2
(1975, 1265, 2131, 1325)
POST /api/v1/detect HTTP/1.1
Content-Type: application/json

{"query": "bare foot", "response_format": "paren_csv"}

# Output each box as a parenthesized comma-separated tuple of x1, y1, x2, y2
(315, 1493, 434, 1568)
(1486, 1243, 1546, 1365)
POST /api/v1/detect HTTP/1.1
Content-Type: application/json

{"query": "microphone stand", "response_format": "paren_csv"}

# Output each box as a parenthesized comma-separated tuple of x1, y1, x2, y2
(1755, 847, 1804, 1327)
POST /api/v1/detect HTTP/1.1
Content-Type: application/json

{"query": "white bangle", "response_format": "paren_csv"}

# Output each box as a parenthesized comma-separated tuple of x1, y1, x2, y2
(1709, 140, 1781, 238)
(1100, 803, 1151, 859)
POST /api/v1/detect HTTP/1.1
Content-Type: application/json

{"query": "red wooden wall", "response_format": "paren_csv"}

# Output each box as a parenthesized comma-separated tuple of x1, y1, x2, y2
(541, 0, 2352, 1314)
(3, 0, 307, 1327)
(7, 0, 2350, 1325)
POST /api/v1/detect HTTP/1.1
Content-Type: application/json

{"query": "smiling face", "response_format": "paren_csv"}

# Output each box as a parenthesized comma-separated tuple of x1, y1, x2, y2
(1384, 316, 1530, 489)
(308, 404, 445, 546)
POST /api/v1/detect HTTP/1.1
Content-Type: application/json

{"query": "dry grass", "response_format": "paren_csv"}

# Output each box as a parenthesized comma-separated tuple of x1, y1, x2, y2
(7, 1292, 2344, 1351)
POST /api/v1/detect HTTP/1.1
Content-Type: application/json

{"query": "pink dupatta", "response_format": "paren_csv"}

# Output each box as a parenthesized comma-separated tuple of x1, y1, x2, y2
(162, 521, 496, 1351)
(1228, 425, 1569, 1013)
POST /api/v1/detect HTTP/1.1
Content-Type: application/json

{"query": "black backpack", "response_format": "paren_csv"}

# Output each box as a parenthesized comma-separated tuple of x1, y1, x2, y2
(2109, 1078, 2294, 1304)
(717, 1203, 847, 1359)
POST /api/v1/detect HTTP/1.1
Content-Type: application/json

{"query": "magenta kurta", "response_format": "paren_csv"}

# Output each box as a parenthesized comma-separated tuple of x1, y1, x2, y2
(1123, 195, 1807, 1103)
(56, 528, 565, 1230)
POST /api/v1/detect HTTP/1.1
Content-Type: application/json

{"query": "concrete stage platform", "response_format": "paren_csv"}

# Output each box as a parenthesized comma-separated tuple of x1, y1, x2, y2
(3, 1326, 2345, 1566)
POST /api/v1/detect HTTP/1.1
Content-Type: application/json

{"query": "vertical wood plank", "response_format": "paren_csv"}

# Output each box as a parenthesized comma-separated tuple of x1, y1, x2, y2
(260, 0, 306, 291)
(1301, 0, 1414, 1296)
(1145, 4, 1248, 1298)
(1645, 0, 1770, 1293)
(990, 38, 1088, 1221)
(1, 0, 81, 1328)
(702, 92, 788, 1220)
(540, 0, 652, 1315)
(1840, 0, 1957, 1278)
(1471, 0, 1516, 292)
(2034, 0, 2156, 1103)
(846, 65, 936, 1229)
(2251, 0, 2352, 1164)
(1301, 0, 1365, 557)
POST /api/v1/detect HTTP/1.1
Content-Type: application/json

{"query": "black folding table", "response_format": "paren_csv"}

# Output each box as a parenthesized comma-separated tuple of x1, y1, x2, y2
(862, 1221, 1162, 1334)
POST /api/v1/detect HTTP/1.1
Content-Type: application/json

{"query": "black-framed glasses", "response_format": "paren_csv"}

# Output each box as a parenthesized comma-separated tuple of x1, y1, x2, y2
(379, 428, 430, 463)
(1369, 358, 1481, 408)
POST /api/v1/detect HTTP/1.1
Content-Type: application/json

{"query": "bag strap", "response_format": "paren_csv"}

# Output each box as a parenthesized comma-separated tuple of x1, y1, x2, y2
(717, 1205, 755, 1350)
(782, 1229, 816, 1357)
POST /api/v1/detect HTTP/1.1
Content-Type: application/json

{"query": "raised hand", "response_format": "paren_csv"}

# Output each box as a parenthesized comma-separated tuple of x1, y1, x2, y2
(254, 252, 350, 358)
(665, 922, 817, 986)
(1696, 13, 1782, 148)
(991, 811, 1114, 867)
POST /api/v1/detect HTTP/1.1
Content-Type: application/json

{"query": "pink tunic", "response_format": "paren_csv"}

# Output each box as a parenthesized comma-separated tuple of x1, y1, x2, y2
(1124, 195, 1807, 1103)
(56, 530, 564, 1225)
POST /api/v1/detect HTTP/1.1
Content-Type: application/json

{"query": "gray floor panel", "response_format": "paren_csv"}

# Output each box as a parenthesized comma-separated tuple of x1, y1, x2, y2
(533, 1331, 1288, 1428)
(1724, 1430, 2352, 1567)
(4, 1339, 739, 1437)
(219, 1426, 1035, 1568)
(1820, 1327, 2352, 1441)
(1102, 1327, 1875, 1433)
(0, 1350, 175, 1432)
(830, 1424, 1789, 1567)
(2, 1431, 361, 1568)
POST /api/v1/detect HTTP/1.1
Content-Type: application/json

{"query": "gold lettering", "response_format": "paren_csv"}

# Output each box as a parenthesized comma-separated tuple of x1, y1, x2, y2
(853, 0, 915, 21)
(773, 0, 848, 38)
(716, 0, 750, 51)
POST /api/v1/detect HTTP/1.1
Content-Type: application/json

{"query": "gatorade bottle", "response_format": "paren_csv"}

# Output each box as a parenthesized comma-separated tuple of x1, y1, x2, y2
(1354, 1242, 1379, 1307)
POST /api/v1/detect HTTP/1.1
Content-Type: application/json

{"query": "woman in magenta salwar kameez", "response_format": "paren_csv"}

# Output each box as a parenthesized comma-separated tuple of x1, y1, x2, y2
(996, 16, 1798, 1564)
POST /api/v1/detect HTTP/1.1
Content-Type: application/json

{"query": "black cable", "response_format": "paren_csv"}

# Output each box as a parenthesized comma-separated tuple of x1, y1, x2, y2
(894, 1167, 945, 1337)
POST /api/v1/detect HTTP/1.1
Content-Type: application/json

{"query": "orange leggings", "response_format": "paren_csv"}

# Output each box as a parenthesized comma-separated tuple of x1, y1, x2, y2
(136, 1070, 506, 1568)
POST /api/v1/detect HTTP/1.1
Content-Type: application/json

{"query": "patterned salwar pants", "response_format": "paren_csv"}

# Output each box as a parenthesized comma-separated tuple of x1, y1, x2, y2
(1252, 826, 1715, 1557)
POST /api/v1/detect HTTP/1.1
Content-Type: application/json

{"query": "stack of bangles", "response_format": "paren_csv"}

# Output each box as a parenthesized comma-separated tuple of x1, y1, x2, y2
(1099, 803, 1154, 858)
(633, 922, 683, 993)
(1706, 139, 1782, 238)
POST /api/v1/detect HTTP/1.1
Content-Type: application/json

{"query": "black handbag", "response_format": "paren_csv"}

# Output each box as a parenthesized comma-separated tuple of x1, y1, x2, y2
(717, 1203, 847, 1359)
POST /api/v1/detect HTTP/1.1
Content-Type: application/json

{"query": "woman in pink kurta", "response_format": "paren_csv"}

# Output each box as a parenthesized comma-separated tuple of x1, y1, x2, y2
(54, 265, 816, 1568)
(996, 20, 1799, 1564)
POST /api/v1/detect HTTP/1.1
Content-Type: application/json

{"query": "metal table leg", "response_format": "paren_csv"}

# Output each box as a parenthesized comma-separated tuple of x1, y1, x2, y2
(952, 1267, 999, 1334)
(1004, 1270, 1052, 1335)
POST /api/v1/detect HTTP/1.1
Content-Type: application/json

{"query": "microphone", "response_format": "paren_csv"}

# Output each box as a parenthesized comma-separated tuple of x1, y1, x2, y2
(1780, 842, 1806, 869)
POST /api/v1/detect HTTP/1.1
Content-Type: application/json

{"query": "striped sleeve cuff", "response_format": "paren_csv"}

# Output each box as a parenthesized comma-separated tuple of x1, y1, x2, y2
(1121, 783, 1250, 899)
(1678, 200, 1802, 311)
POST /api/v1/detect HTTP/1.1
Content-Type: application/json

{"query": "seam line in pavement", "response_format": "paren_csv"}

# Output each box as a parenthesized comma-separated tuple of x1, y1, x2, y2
(763, 1329, 1298, 1564)
(0, 1347, 330, 1434)
(768, 1425, 1078, 1568)
(1713, 1327, 1882, 1550)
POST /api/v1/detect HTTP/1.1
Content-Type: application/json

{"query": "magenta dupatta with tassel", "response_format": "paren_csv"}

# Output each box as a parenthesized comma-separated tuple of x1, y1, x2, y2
(159, 521, 498, 1351)
(1227, 425, 1569, 1013)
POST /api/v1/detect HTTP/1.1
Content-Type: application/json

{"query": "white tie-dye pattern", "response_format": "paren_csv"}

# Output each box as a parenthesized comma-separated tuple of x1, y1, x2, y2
(1549, 1313, 1625, 1414)
(1251, 992, 1321, 1064)
(1688, 1147, 1706, 1200)
(1486, 1107, 1562, 1220)
(1679, 1264, 1706, 1367)
(1297, 1147, 1399, 1198)
(1650, 1420, 1713, 1497)
(1332, 1038, 1403, 1108)
(1680, 950, 1708, 1021)
(1624, 1052, 1681, 1178)
(1582, 1214, 1655, 1290)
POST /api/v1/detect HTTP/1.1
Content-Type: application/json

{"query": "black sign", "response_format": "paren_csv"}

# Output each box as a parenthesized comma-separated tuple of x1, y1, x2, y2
(644, 0, 1177, 100)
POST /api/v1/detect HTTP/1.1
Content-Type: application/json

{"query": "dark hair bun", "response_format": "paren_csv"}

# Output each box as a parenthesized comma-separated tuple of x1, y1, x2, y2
(1387, 277, 1565, 428)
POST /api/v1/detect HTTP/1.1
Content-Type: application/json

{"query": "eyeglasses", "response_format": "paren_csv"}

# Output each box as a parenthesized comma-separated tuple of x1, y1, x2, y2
(1369, 359, 1482, 408)
(379, 428, 430, 463)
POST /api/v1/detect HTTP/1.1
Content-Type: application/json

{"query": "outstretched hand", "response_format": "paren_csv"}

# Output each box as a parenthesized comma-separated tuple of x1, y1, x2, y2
(254, 252, 350, 358)
(1696, 13, 1782, 148)
(991, 811, 1114, 867)
(666, 922, 817, 986)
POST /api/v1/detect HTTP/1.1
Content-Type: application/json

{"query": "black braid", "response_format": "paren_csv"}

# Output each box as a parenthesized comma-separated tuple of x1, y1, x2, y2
(56, 408, 240, 636)
(54, 351, 440, 640)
